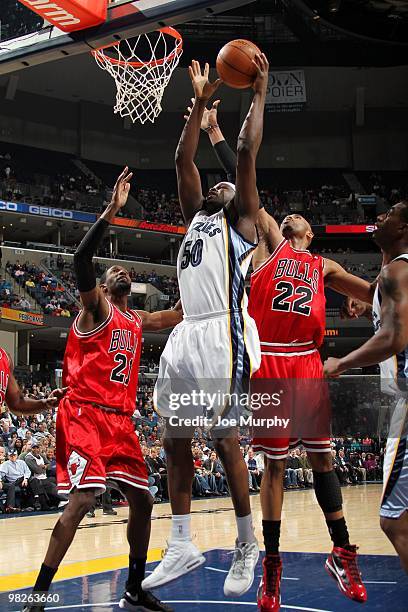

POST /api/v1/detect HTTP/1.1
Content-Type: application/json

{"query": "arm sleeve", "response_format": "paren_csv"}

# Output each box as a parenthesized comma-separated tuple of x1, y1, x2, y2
(73, 218, 109, 292)
(213, 140, 237, 183)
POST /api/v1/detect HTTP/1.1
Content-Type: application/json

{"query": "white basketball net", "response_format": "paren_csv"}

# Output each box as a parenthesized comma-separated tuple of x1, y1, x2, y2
(92, 28, 183, 125)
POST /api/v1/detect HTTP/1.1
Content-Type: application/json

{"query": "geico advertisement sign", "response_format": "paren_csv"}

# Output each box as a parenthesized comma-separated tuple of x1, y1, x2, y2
(0, 201, 74, 219)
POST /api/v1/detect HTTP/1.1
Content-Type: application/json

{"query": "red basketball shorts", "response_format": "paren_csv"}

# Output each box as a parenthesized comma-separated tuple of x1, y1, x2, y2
(251, 348, 331, 460)
(56, 397, 148, 495)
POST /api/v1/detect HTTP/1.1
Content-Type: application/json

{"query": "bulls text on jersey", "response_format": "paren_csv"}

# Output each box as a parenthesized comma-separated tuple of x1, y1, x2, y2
(274, 258, 319, 294)
(108, 329, 138, 354)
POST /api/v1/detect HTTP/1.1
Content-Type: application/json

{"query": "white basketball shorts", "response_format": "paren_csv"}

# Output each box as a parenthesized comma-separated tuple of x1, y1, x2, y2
(380, 397, 408, 519)
(154, 309, 261, 428)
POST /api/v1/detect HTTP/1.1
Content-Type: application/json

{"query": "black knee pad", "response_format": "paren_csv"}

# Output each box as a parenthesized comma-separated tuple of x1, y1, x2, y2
(313, 470, 343, 513)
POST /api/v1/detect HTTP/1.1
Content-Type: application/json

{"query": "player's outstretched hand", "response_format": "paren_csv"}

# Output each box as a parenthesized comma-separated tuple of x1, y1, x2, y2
(45, 386, 68, 409)
(184, 98, 221, 131)
(340, 297, 367, 319)
(323, 357, 344, 378)
(252, 52, 269, 95)
(189, 60, 221, 102)
(111, 166, 133, 211)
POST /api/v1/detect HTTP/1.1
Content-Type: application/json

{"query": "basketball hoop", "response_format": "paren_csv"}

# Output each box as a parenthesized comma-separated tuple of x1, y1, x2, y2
(91, 27, 183, 125)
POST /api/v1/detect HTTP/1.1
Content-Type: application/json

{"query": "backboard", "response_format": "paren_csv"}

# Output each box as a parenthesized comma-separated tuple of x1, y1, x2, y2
(0, 0, 255, 75)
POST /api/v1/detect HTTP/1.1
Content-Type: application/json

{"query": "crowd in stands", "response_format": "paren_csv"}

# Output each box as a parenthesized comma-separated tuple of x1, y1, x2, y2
(0, 382, 62, 513)
(365, 172, 407, 206)
(5, 261, 79, 317)
(0, 377, 385, 514)
(259, 184, 362, 225)
(2, 139, 405, 230)
(0, 1, 43, 42)
(48, 257, 180, 312)
(135, 188, 184, 226)
(0, 275, 32, 311)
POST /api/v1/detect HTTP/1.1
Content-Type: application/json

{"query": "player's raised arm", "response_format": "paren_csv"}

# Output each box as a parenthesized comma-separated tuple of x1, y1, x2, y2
(73, 167, 132, 329)
(5, 354, 66, 416)
(194, 98, 283, 264)
(137, 300, 183, 332)
(324, 260, 408, 377)
(185, 98, 237, 182)
(176, 61, 221, 226)
(234, 53, 268, 241)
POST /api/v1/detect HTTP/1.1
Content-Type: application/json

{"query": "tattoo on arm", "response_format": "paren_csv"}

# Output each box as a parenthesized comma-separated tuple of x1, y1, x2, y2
(380, 275, 401, 301)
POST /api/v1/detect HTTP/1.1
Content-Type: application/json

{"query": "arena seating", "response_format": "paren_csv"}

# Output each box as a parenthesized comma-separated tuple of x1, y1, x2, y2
(2, 142, 403, 228)
(0, 375, 385, 514)
(5, 261, 79, 317)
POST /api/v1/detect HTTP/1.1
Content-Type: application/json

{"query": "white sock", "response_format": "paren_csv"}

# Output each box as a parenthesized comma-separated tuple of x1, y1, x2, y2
(236, 513, 256, 544)
(171, 514, 191, 542)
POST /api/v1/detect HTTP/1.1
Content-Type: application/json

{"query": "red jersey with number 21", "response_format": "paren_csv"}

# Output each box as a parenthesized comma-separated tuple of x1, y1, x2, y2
(63, 299, 142, 415)
(249, 239, 326, 348)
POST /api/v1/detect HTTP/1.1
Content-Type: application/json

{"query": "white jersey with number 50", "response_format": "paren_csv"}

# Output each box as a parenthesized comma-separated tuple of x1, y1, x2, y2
(178, 208, 255, 317)
(372, 253, 408, 394)
(154, 207, 261, 420)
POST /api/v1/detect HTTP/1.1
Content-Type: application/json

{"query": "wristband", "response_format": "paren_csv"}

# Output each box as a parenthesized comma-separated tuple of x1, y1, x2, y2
(205, 124, 219, 133)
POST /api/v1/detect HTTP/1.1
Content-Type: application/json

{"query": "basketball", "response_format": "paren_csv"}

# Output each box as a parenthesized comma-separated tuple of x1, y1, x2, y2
(216, 39, 262, 89)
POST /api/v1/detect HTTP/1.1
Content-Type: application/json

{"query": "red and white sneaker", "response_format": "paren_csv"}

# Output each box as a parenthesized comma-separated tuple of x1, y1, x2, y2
(325, 545, 367, 603)
(257, 554, 282, 611)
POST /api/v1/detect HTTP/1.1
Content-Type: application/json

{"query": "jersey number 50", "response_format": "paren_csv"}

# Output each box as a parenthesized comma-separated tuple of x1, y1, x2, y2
(272, 281, 313, 316)
(180, 239, 203, 270)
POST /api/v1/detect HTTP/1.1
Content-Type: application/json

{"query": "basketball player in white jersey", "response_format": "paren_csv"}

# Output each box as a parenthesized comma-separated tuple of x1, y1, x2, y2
(324, 201, 408, 574)
(143, 56, 268, 596)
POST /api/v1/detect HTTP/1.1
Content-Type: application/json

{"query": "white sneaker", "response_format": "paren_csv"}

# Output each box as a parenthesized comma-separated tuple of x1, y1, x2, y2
(224, 539, 259, 597)
(141, 540, 205, 590)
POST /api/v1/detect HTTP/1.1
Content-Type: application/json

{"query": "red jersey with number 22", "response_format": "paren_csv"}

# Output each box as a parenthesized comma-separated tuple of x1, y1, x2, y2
(249, 239, 326, 348)
(63, 299, 142, 415)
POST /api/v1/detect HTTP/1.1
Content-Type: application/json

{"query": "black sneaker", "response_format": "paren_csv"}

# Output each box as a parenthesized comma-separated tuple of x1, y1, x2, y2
(119, 589, 173, 611)
(103, 509, 117, 516)
(22, 606, 45, 612)
(86, 510, 96, 518)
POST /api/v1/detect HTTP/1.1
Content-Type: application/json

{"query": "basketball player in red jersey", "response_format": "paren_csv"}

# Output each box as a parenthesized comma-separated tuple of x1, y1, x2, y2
(24, 169, 181, 612)
(0, 347, 63, 415)
(194, 103, 374, 610)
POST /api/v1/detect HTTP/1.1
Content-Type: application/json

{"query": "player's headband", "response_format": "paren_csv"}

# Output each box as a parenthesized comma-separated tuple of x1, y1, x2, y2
(224, 182, 236, 193)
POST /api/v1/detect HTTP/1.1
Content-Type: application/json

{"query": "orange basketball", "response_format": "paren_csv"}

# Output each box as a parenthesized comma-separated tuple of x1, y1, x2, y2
(216, 39, 262, 89)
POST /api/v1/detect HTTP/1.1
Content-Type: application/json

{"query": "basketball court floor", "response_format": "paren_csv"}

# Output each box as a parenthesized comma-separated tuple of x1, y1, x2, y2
(1, 484, 407, 611)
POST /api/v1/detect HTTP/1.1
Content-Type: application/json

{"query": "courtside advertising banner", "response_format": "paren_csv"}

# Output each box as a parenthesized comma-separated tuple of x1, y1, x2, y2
(0, 307, 44, 326)
(266, 70, 307, 113)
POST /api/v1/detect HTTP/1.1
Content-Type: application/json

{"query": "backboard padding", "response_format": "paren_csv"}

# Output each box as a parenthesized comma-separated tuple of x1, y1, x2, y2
(0, 0, 255, 75)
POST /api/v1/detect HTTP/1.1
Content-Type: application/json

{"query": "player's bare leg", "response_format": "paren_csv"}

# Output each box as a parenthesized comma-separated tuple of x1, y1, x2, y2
(22, 489, 97, 611)
(43, 489, 97, 568)
(119, 484, 172, 611)
(257, 456, 285, 612)
(213, 435, 252, 517)
(307, 451, 367, 603)
(380, 513, 408, 573)
(142, 429, 205, 591)
(213, 434, 259, 597)
(163, 434, 195, 515)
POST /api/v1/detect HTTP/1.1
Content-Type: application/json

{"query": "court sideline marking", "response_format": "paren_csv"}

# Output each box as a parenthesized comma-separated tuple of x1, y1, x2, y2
(1, 548, 163, 592)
